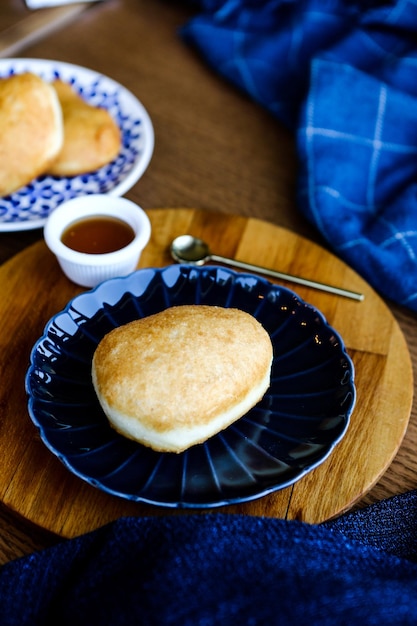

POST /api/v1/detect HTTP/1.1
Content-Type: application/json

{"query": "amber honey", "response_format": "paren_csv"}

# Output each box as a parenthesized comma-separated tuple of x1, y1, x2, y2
(61, 215, 135, 254)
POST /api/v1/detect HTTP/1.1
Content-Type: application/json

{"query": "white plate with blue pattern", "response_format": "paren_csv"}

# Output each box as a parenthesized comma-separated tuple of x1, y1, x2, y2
(0, 58, 154, 232)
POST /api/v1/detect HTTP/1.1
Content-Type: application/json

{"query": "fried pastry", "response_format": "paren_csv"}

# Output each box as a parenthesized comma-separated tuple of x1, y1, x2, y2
(0, 73, 63, 197)
(48, 79, 121, 176)
(92, 305, 273, 453)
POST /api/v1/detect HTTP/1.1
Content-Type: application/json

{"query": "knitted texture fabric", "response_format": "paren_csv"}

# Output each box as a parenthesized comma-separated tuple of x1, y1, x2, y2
(1, 491, 417, 624)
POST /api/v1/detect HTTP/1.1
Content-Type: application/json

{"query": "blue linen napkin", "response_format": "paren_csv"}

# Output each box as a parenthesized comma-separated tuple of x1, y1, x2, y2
(181, 0, 417, 312)
(1, 490, 417, 625)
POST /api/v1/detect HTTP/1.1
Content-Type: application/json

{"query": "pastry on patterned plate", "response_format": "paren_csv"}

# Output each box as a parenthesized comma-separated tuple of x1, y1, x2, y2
(0, 72, 63, 197)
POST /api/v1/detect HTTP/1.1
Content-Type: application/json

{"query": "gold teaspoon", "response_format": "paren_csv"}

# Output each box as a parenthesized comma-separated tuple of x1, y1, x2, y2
(170, 235, 364, 302)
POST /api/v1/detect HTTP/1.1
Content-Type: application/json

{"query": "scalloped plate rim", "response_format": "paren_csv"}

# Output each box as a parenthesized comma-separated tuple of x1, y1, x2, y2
(25, 266, 356, 508)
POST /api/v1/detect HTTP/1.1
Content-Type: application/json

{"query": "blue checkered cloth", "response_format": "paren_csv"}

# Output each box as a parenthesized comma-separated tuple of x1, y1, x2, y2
(181, 0, 417, 312)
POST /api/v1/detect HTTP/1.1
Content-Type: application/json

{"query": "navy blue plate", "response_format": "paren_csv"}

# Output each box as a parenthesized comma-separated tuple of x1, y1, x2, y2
(26, 265, 355, 508)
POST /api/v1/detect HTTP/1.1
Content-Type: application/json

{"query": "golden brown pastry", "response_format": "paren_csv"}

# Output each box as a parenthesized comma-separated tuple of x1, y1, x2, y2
(47, 79, 121, 176)
(0, 73, 63, 197)
(92, 305, 273, 453)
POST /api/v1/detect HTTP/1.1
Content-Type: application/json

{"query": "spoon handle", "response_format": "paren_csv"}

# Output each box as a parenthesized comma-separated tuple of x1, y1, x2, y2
(209, 254, 364, 301)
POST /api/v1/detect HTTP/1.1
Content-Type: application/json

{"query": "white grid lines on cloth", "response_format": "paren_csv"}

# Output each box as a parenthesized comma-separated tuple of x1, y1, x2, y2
(304, 128, 417, 155)
(338, 237, 370, 252)
(367, 84, 387, 208)
(379, 218, 417, 262)
(403, 291, 417, 307)
(314, 186, 378, 216)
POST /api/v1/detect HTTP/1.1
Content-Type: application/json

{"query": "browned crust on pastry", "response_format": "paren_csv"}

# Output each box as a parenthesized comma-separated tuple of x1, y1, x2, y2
(47, 80, 121, 176)
(0, 73, 63, 196)
(92, 305, 273, 452)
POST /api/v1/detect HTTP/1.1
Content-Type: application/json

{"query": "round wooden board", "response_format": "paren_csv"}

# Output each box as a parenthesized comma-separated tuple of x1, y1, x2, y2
(0, 208, 413, 539)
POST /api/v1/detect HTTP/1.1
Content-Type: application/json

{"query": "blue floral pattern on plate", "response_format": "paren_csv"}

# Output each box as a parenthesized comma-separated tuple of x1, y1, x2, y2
(25, 265, 356, 508)
(0, 58, 154, 231)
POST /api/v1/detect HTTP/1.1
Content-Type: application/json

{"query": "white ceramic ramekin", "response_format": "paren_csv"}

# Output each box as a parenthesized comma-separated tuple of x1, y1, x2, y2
(44, 194, 151, 288)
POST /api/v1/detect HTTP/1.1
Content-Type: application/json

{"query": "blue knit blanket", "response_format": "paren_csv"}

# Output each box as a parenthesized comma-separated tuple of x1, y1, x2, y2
(1, 491, 417, 624)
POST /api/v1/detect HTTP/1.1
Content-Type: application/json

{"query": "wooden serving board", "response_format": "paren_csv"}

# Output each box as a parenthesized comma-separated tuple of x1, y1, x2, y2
(0, 208, 413, 538)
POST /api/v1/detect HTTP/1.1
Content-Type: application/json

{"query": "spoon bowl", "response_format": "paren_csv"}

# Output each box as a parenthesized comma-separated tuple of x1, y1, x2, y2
(170, 235, 210, 265)
(170, 234, 364, 301)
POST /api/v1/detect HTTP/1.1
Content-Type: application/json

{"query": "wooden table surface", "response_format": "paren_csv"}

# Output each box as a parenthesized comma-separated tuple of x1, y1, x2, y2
(0, 0, 416, 564)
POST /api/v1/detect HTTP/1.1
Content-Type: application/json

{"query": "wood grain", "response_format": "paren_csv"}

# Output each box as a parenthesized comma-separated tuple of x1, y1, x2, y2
(0, 0, 415, 566)
(0, 3, 91, 58)
(0, 207, 412, 539)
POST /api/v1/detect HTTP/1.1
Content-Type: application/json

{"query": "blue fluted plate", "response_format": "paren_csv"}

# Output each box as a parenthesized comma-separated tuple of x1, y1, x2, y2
(26, 266, 355, 508)
(0, 58, 154, 231)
